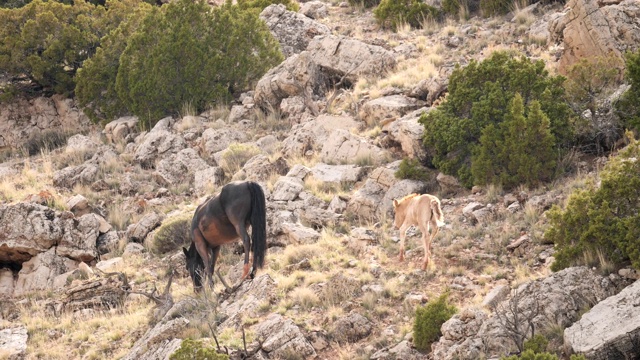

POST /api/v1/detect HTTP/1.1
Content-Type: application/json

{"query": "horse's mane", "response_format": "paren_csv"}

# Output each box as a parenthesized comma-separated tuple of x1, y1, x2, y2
(396, 193, 419, 205)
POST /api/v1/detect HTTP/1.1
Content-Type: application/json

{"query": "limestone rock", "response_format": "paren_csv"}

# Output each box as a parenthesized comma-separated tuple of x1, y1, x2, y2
(330, 311, 372, 343)
(134, 130, 186, 168)
(320, 129, 388, 164)
(310, 163, 368, 184)
(550, 0, 640, 74)
(194, 167, 225, 194)
(272, 176, 304, 202)
(281, 222, 321, 244)
(199, 127, 248, 155)
(122, 317, 189, 360)
(53, 163, 99, 188)
(153, 148, 209, 186)
(65, 134, 98, 153)
(300, 1, 328, 19)
(0, 325, 28, 360)
(565, 279, 640, 359)
(360, 95, 426, 126)
(260, 4, 330, 58)
(14, 248, 77, 297)
(127, 212, 164, 243)
(252, 313, 316, 359)
(381, 108, 429, 160)
(104, 116, 139, 144)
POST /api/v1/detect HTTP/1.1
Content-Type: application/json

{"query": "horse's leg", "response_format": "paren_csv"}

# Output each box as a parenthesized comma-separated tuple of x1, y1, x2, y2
(399, 224, 409, 262)
(210, 246, 220, 280)
(423, 219, 440, 270)
(193, 228, 213, 287)
(234, 222, 252, 280)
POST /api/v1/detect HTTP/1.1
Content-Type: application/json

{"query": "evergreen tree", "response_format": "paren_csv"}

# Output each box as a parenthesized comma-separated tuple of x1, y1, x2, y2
(115, 0, 283, 128)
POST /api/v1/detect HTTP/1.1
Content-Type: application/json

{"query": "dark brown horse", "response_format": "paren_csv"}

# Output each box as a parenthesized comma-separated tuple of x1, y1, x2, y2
(183, 181, 266, 291)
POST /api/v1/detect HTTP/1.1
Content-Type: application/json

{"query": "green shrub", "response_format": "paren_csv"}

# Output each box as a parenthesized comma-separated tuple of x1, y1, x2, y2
(114, 0, 283, 128)
(419, 51, 573, 188)
(75, 0, 152, 123)
(0, 0, 142, 97)
(617, 49, 640, 133)
(545, 133, 640, 271)
(170, 339, 228, 360)
(502, 349, 586, 360)
(413, 292, 457, 351)
(471, 94, 556, 189)
(395, 158, 430, 181)
(348, 0, 380, 8)
(523, 334, 549, 354)
(237, 0, 298, 12)
(151, 213, 192, 255)
(374, 0, 440, 31)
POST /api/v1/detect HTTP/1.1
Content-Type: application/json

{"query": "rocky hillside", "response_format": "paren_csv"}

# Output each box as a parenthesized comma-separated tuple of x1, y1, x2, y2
(1, 0, 640, 359)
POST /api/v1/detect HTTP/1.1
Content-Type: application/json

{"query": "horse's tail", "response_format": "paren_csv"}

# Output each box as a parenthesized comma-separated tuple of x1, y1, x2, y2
(248, 182, 267, 270)
(431, 199, 445, 227)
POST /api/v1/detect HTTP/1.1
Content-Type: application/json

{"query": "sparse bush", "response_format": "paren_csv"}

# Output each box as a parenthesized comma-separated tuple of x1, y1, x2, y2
(480, 0, 511, 17)
(115, 0, 283, 128)
(617, 49, 640, 134)
(237, 0, 298, 11)
(150, 213, 192, 255)
(545, 133, 640, 272)
(170, 338, 228, 360)
(564, 55, 623, 154)
(395, 158, 430, 181)
(23, 129, 73, 156)
(420, 51, 573, 188)
(348, 0, 380, 7)
(502, 350, 587, 360)
(374, 0, 440, 31)
(220, 143, 261, 177)
(413, 292, 457, 351)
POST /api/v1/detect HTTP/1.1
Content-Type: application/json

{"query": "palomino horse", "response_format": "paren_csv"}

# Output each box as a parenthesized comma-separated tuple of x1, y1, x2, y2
(183, 181, 266, 291)
(392, 193, 445, 270)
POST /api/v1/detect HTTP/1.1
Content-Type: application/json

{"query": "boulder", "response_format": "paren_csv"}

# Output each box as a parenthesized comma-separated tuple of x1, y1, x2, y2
(300, 1, 328, 19)
(550, 0, 640, 74)
(153, 148, 210, 186)
(381, 108, 429, 160)
(259, 4, 330, 58)
(272, 176, 305, 202)
(52, 163, 99, 188)
(57, 213, 100, 262)
(320, 129, 388, 164)
(0, 325, 28, 360)
(254, 51, 324, 112)
(431, 267, 628, 359)
(127, 212, 164, 243)
(330, 311, 372, 343)
(565, 279, 640, 359)
(307, 35, 396, 84)
(0, 269, 15, 298)
(281, 222, 321, 244)
(121, 317, 189, 360)
(360, 95, 426, 126)
(281, 115, 362, 158)
(310, 163, 368, 184)
(346, 162, 401, 220)
(199, 127, 248, 155)
(219, 274, 278, 329)
(235, 155, 289, 182)
(194, 167, 225, 194)
(13, 248, 77, 297)
(104, 116, 139, 144)
(252, 313, 317, 359)
(66, 194, 91, 217)
(65, 134, 98, 153)
(134, 130, 186, 168)
(0, 95, 89, 150)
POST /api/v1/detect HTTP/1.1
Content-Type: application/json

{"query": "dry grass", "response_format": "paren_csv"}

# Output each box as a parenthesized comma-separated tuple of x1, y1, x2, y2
(20, 296, 153, 359)
(359, 58, 438, 99)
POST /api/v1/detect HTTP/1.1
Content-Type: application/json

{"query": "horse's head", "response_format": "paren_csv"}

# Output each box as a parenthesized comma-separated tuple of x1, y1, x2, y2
(183, 243, 204, 292)
(392, 194, 418, 229)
